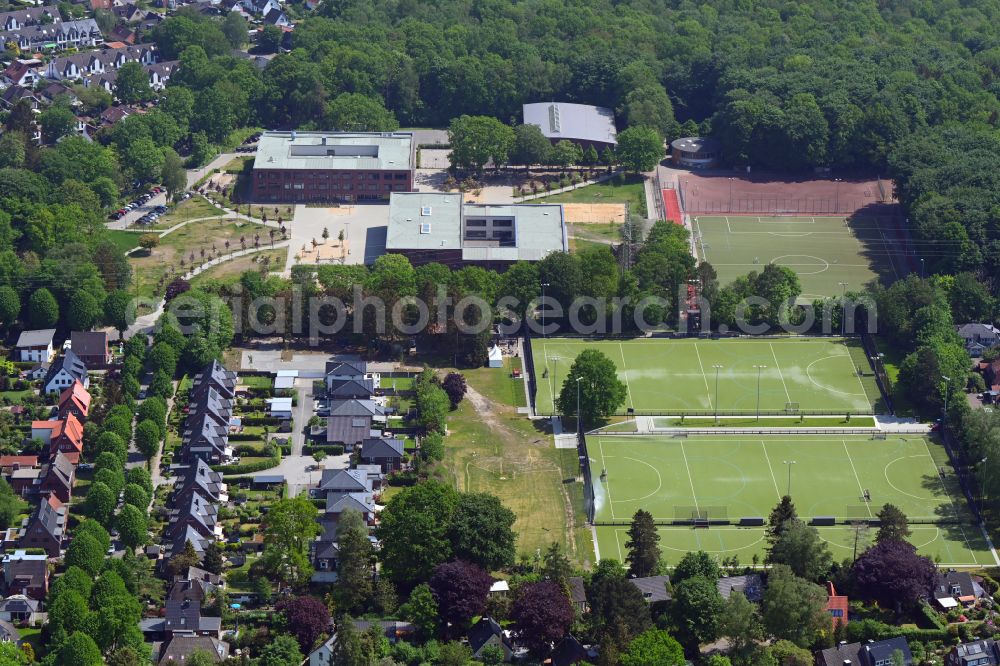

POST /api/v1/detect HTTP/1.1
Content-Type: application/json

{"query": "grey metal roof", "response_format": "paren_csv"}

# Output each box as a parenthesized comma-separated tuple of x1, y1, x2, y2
(43, 350, 87, 386)
(523, 102, 617, 145)
(330, 399, 384, 418)
(361, 437, 404, 459)
(326, 415, 374, 445)
(15, 329, 55, 348)
(386, 192, 567, 261)
(253, 131, 413, 172)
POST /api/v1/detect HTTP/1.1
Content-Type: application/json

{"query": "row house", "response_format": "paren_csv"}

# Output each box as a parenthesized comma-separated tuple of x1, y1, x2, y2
(30, 412, 84, 457)
(1, 551, 49, 601)
(141, 576, 223, 641)
(0, 7, 60, 32)
(82, 58, 176, 93)
(163, 362, 236, 565)
(45, 42, 157, 81)
(0, 18, 103, 54)
(1, 60, 42, 88)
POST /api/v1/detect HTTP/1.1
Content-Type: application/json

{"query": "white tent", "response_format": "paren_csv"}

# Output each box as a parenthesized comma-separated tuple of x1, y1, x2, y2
(936, 596, 959, 609)
(488, 345, 503, 368)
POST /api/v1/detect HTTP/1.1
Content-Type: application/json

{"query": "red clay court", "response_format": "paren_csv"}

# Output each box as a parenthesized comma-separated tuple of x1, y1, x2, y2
(672, 172, 893, 215)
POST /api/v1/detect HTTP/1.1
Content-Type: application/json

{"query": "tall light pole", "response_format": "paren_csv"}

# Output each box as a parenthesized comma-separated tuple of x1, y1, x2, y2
(920, 257, 925, 279)
(712, 364, 723, 425)
(576, 376, 583, 434)
(783, 460, 797, 496)
(942, 375, 951, 423)
(753, 365, 767, 421)
(839, 282, 849, 336)
(834, 178, 842, 212)
(728, 177, 735, 211)
(540, 282, 551, 338)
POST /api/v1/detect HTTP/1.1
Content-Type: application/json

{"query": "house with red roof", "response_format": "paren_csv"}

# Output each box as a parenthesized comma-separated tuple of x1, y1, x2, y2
(30, 414, 84, 457)
(825, 581, 849, 631)
(57, 381, 91, 422)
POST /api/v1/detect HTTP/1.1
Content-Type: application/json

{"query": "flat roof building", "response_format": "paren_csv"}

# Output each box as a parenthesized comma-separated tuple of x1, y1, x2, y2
(523, 102, 617, 149)
(385, 192, 568, 270)
(251, 130, 415, 203)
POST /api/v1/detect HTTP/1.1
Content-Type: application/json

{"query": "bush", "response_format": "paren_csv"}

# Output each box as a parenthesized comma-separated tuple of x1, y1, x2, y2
(211, 455, 280, 475)
(303, 444, 344, 456)
(386, 471, 419, 487)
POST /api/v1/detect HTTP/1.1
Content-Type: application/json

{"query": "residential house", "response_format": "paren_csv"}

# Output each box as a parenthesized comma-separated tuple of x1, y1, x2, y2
(311, 521, 340, 583)
(309, 621, 415, 666)
(24, 363, 49, 382)
(57, 380, 91, 422)
(326, 399, 386, 449)
(0, 619, 19, 645)
(0, 7, 60, 32)
(14, 329, 55, 363)
(359, 437, 404, 472)
(717, 574, 764, 602)
(1, 550, 49, 600)
(0, 85, 40, 112)
(7, 467, 40, 498)
(42, 350, 89, 395)
(325, 490, 376, 525)
(69, 331, 110, 367)
(1, 60, 40, 87)
(164, 578, 222, 638)
(324, 359, 377, 392)
(190, 360, 237, 401)
(551, 636, 596, 666)
(164, 527, 210, 563)
(113, 3, 144, 22)
(167, 492, 221, 542)
(818, 637, 913, 666)
(171, 459, 228, 506)
(175, 566, 223, 588)
(0, 456, 38, 475)
(156, 633, 229, 665)
(947, 640, 1000, 666)
(39, 451, 76, 503)
(825, 582, 849, 630)
(180, 412, 232, 464)
(0, 596, 42, 625)
(17, 495, 66, 557)
(934, 570, 986, 608)
(956, 323, 1000, 356)
(327, 377, 375, 399)
(38, 81, 79, 106)
(628, 575, 671, 603)
(262, 7, 290, 26)
(188, 387, 233, 429)
(107, 25, 137, 44)
(31, 413, 84, 457)
(468, 617, 514, 662)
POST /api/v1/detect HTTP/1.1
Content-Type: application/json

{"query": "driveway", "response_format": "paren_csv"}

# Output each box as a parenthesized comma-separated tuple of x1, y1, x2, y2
(230, 453, 350, 497)
(238, 349, 331, 373)
(284, 204, 390, 272)
(418, 148, 450, 169)
(291, 379, 314, 455)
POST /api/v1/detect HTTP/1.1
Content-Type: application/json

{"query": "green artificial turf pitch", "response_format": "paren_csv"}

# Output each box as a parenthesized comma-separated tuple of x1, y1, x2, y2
(532, 337, 877, 415)
(692, 215, 906, 301)
(589, 434, 995, 567)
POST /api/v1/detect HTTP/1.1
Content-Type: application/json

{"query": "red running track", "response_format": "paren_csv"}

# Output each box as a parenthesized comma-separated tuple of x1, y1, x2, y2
(662, 189, 683, 224)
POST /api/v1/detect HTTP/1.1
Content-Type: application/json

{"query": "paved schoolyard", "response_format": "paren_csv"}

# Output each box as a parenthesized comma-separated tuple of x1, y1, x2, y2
(284, 204, 390, 272)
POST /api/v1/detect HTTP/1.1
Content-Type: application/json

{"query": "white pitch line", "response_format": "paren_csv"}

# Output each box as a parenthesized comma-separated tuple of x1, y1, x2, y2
(618, 343, 635, 409)
(760, 440, 783, 499)
(842, 440, 873, 519)
(693, 342, 714, 410)
(597, 438, 616, 521)
(678, 439, 700, 514)
(769, 343, 793, 404)
(920, 437, 980, 565)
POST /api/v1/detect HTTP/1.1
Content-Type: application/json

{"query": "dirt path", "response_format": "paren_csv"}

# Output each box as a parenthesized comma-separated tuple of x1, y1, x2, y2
(462, 383, 578, 557)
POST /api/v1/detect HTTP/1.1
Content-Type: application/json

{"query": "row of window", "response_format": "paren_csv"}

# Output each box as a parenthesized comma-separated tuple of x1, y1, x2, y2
(257, 183, 401, 192)
(257, 171, 408, 181)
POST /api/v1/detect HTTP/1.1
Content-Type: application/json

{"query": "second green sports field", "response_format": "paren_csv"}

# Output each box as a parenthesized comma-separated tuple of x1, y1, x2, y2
(532, 337, 879, 415)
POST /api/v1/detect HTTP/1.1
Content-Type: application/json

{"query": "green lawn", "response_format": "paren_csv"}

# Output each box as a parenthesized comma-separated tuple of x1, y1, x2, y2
(137, 196, 221, 230)
(104, 229, 143, 253)
(692, 215, 907, 299)
(190, 247, 287, 287)
(462, 357, 526, 408)
(129, 218, 268, 299)
(534, 174, 648, 217)
(440, 371, 593, 567)
(239, 376, 273, 389)
(383, 376, 415, 392)
(648, 415, 876, 428)
(532, 336, 877, 416)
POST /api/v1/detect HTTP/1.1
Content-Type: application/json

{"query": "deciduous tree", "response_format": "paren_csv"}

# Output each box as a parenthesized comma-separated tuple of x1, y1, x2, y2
(876, 503, 911, 543)
(448, 492, 516, 571)
(276, 596, 330, 653)
(556, 348, 628, 426)
(852, 539, 935, 610)
(620, 629, 685, 666)
(761, 565, 829, 647)
(429, 560, 493, 636)
(671, 575, 724, 649)
(510, 581, 574, 654)
(376, 480, 458, 587)
(615, 126, 663, 173)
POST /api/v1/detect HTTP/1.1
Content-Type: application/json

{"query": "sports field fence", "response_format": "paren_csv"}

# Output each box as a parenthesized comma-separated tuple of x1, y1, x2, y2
(578, 425, 596, 523)
(861, 332, 895, 415)
(542, 407, 876, 418)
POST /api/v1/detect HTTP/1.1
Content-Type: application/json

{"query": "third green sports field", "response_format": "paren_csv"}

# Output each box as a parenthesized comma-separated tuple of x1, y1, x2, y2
(692, 215, 908, 301)
(589, 434, 996, 567)
(531, 337, 880, 415)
